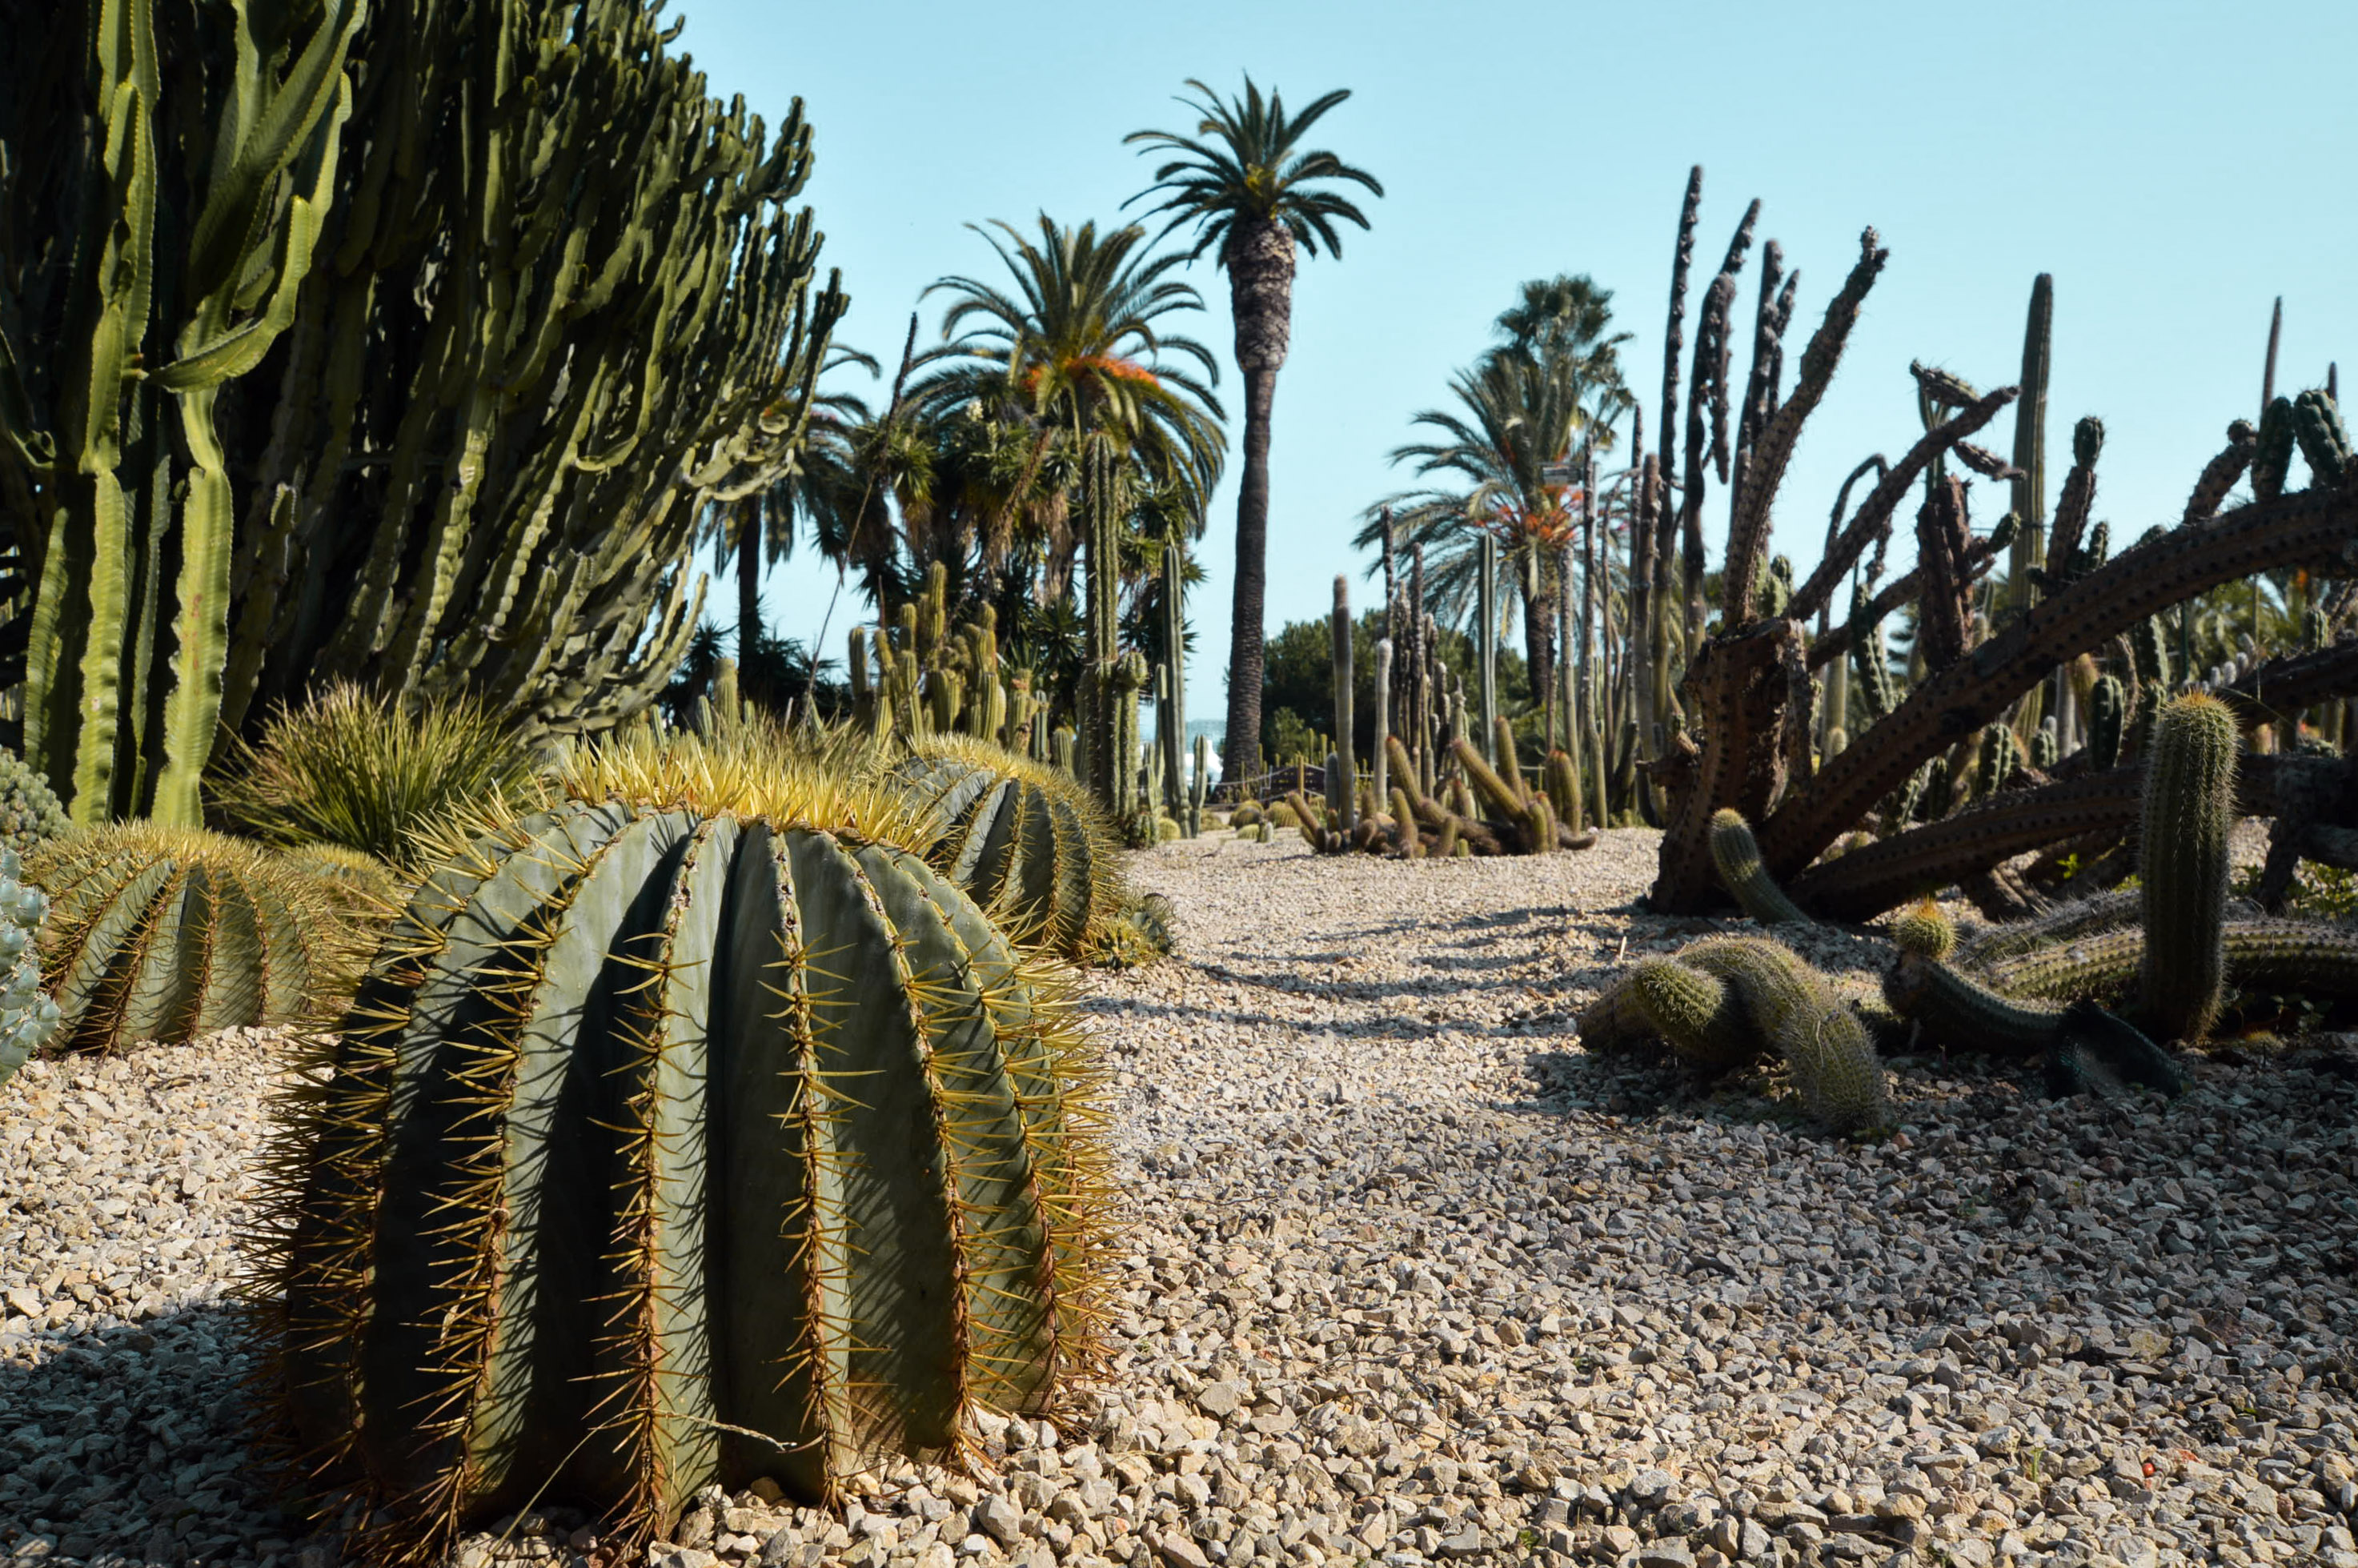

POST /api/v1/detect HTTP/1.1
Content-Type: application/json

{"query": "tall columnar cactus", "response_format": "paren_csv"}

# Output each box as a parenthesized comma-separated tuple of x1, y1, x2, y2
(2088, 675, 2127, 772)
(7, 0, 365, 824)
(0, 850, 59, 1091)
(3, 0, 846, 804)
(2139, 694, 2238, 1042)
(251, 740, 1111, 1562)
(26, 825, 361, 1053)
(892, 738, 1129, 958)
(1330, 577, 1357, 837)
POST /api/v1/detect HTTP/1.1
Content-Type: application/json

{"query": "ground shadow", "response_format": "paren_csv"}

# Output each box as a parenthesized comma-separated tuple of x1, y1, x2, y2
(0, 1301, 308, 1566)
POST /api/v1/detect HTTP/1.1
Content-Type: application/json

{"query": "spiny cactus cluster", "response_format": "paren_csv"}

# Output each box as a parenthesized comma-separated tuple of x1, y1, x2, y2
(892, 736, 1129, 958)
(1580, 935, 1893, 1136)
(251, 730, 1113, 1564)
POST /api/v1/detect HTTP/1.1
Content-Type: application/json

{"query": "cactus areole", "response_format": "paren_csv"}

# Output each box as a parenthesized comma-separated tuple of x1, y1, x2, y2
(252, 788, 1110, 1561)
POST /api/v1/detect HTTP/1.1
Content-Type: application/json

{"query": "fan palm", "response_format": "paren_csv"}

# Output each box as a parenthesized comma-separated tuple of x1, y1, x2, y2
(1127, 76, 1382, 784)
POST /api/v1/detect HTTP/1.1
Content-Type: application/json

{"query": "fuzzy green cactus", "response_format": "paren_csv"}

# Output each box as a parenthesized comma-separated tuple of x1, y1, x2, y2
(26, 825, 363, 1053)
(2139, 694, 2238, 1042)
(2088, 675, 2127, 771)
(1692, 938, 1893, 1135)
(251, 740, 1112, 1562)
(892, 738, 1129, 958)
(1887, 899, 1955, 960)
(0, 850, 58, 1090)
(1708, 809, 1811, 926)
(0, 748, 70, 858)
(1975, 724, 2019, 801)
(1628, 957, 1755, 1070)
(1580, 936, 1891, 1134)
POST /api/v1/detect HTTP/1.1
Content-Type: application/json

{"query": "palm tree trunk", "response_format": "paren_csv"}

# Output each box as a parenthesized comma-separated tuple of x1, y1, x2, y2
(1221, 217, 1297, 788)
(736, 503, 762, 660)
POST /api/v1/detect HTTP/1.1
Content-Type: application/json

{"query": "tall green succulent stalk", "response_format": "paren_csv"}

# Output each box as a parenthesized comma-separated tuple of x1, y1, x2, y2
(1329, 576, 1357, 836)
(2, 0, 846, 808)
(2139, 694, 2238, 1042)
(6, 0, 364, 824)
(253, 758, 1110, 1562)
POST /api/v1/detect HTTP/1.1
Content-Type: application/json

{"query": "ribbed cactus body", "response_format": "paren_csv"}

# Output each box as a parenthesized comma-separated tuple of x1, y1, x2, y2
(255, 789, 1107, 1558)
(2139, 694, 2238, 1041)
(2087, 676, 2127, 771)
(1707, 809, 1811, 925)
(27, 826, 358, 1053)
(893, 739, 1126, 957)
(0, 851, 57, 1090)
(2292, 389, 2350, 488)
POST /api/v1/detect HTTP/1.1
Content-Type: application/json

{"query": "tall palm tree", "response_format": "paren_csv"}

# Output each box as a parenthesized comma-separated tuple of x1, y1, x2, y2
(921, 216, 1225, 801)
(1127, 77, 1382, 785)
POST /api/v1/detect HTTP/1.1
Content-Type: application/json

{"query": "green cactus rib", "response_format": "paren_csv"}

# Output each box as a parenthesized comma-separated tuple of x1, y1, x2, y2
(891, 738, 1128, 957)
(0, 850, 59, 1089)
(1629, 957, 1757, 1070)
(1708, 809, 1811, 926)
(25, 824, 360, 1052)
(2139, 695, 2237, 1042)
(255, 794, 1110, 1562)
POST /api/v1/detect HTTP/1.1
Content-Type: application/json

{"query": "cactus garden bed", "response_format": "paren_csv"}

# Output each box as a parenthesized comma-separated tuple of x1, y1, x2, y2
(3, 829, 2357, 1568)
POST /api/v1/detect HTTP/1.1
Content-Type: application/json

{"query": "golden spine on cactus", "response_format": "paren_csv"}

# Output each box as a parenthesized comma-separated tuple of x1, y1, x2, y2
(1627, 957, 1755, 1070)
(248, 729, 1113, 1562)
(2139, 693, 2237, 1042)
(1708, 808, 1811, 925)
(26, 826, 366, 1053)
(889, 736, 1129, 958)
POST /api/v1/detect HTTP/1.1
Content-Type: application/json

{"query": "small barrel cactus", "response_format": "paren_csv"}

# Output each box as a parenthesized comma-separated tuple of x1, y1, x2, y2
(0, 849, 58, 1089)
(0, 748, 70, 858)
(26, 825, 360, 1052)
(253, 736, 1112, 1562)
(892, 737, 1127, 957)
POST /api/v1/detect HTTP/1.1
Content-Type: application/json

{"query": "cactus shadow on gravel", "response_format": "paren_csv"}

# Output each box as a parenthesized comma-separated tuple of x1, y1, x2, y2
(0, 1301, 310, 1567)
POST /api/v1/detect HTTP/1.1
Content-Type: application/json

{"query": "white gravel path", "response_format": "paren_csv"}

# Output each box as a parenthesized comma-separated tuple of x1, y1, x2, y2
(4, 828, 2356, 1568)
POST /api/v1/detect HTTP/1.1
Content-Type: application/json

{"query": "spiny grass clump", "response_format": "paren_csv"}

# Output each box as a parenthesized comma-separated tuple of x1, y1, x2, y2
(212, 683, 547, 867)
(247, 724, 1117, 1562)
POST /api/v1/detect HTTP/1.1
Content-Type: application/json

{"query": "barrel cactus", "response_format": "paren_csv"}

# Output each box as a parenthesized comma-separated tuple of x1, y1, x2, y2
(0, 748, 69, 857)
(25, 826, 361, 1053)
(250, 736, 1112, 1562)
(0, 850, 58, 1089)
(891, 737, 1126, 957)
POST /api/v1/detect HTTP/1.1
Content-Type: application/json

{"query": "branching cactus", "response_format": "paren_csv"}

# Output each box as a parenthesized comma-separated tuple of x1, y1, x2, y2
(26, 826, 363, 1053)
(249, 736, 1113, 1562)
(2139, 694, 2238, 1041)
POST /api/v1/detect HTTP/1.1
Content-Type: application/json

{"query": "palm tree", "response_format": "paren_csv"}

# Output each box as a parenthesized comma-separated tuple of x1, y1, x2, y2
(921, 216, 1225, 801)
(1127, 77, 1382, 786)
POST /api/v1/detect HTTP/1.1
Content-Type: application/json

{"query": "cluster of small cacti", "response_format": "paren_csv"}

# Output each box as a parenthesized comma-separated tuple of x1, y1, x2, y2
(0, 750, 70, 857)
(1581, 934, 1893, 1136)
(0, 850, 58, 1091)
(250, 729, 1113, 1562)
(853, 565, 1047, 760)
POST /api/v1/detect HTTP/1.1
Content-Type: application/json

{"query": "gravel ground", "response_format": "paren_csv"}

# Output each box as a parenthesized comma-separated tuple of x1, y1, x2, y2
(4, 827, 2357, 1568)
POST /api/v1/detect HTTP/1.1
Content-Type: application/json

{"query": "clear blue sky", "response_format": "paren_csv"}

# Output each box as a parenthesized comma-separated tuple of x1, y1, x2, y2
(673, 0, 2356, 718)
